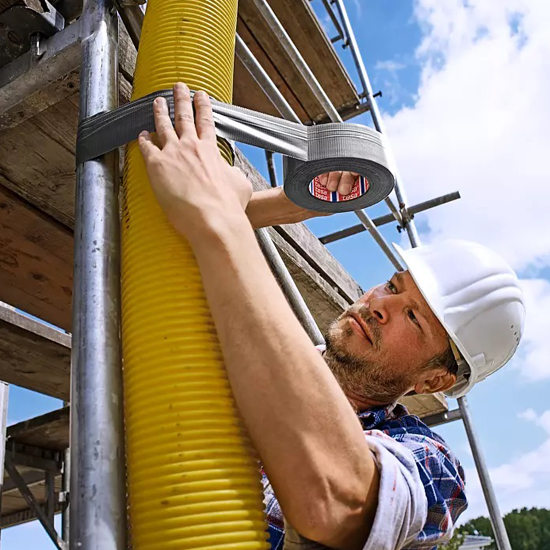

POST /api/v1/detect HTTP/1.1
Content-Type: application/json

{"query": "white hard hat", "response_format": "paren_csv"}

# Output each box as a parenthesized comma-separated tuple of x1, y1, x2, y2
(393, 240, 525, 398)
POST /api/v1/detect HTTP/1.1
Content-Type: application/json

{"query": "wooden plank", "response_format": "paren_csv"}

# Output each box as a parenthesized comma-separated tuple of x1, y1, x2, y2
(0, 411, 66, 524)
(0, 93, 79, 228)
(0, 183, 73, 331)
(0, 304, 70, 400)
(270, 0, 358, 114)
(274, 222, 363, 304)
(267, 227, 349, 332)
(0, 71, 80, 132)
(1, 467, 62, 520)
(400, 393, 447, 418)
(2, 466, 45, 496)
(7, 407, 69, 452)
(238, 0, 360, 122)
(1, 499, 62, 528)
(235, 18, 310, 121)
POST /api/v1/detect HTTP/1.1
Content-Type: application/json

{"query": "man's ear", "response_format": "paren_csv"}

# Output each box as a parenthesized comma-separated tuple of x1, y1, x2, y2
(414, 369, 457, 395)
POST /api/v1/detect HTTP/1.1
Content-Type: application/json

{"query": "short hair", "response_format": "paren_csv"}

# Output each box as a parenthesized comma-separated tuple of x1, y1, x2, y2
(425, 344, 459, 376)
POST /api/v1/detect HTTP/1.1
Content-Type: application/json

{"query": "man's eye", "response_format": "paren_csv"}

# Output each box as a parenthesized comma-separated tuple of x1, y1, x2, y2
(408, 309, 419, 325)
(387, 280, 397, 294)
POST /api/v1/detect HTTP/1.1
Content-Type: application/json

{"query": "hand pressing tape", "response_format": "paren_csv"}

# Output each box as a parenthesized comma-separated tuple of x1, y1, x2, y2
(76, 89, 395, 214)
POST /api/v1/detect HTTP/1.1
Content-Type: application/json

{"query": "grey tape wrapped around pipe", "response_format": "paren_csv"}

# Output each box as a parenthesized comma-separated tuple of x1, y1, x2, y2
(76, 89, 395, 213)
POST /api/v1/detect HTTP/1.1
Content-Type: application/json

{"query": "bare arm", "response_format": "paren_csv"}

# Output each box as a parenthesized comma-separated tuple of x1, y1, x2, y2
(245, 172, 358, 229)
(138, 84, 380, 549)
(246, 187, 322, 228)
(191, 214, 380, 549)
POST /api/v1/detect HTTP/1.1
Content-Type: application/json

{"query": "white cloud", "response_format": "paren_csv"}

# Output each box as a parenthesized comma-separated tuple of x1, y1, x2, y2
(375, 60, 410, 106)
(375, 60, 407, 72)
(385, 0, 550, 271)
(513, 278, 550, 381)
(518, 406, 550, 435)
(459, 408, 550, 522)
(350, 0, 362, 18)
(517, 407, 537, 422)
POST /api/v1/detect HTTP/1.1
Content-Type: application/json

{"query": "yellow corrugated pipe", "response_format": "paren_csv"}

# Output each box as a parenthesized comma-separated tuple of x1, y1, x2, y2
(121, 1, 270, 547)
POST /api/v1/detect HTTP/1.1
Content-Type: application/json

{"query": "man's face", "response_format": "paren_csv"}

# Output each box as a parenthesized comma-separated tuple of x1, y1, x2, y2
(324, 271, 450, 405)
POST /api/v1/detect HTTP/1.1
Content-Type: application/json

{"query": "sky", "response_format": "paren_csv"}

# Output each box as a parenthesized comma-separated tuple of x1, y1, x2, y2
(4, 0, 550, 547)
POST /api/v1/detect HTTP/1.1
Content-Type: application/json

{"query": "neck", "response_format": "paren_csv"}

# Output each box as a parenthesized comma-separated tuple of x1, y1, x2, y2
(344, 389, 393, 413)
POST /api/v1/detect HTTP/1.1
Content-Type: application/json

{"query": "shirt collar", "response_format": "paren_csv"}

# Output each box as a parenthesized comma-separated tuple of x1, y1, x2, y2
(357, 402, 407, 430)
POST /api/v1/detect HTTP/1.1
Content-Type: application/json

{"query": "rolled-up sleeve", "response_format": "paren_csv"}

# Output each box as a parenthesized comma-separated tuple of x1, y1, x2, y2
(362, 431, 427, 550)
(362, 428, 467, 550)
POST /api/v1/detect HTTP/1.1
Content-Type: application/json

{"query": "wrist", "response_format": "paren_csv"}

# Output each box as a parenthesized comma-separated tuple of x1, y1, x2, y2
(183, 206, 253, 249)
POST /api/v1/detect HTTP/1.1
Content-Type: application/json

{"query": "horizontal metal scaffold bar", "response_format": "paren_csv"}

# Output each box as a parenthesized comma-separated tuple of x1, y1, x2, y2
(421, 408, 462, 428)
(319, 191, 461, 244)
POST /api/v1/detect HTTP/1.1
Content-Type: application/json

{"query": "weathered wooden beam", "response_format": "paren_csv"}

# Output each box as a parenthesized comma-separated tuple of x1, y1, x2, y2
(0, 184, 73, 331)
(0, 304, 70, 400)
(2, 467, 47, 495)
(0, 20, 81, 117)
(7, 407, 70, 451)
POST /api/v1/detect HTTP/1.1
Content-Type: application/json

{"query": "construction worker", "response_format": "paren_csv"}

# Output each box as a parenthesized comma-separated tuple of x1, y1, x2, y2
(137, 84, 525, 550)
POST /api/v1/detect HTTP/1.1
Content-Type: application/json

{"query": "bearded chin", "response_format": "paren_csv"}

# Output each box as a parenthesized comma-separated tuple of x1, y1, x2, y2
(324, 325, 411, 405)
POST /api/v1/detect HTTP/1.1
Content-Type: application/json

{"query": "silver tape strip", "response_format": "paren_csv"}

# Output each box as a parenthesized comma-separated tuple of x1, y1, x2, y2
(76, 89, 395, 213)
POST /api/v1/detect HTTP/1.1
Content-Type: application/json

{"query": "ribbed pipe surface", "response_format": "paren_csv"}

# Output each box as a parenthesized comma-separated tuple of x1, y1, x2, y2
(121, 1, 269, 547)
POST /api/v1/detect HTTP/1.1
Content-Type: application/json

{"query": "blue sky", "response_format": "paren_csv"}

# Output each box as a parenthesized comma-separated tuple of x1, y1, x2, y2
(5, 0, 550, 547)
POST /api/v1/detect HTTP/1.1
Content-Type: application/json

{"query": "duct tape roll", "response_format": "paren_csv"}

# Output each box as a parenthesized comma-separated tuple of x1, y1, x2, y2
(284, 124, 394, 213)
(76, 89, 395, 213)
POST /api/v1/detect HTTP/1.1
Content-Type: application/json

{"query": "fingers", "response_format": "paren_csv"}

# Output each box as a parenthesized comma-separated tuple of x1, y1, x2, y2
(138, 130, 158, 162)
(173, 83, 194, 138)
(318, 173, 329, 187)
(326, 171, 343, 192)
(319, 171, 359, 196)
(338, 171, 358, 196)
(194, 91, 217, 143)
(153, 96, 177, 148)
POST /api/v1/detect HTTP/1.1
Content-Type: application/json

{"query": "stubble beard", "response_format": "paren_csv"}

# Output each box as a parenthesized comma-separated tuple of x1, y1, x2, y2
(323, 317, 414, 405)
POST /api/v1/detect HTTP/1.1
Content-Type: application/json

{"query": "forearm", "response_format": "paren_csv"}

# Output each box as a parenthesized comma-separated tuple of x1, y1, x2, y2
(187, 213, 378, 548)
(246, 187, 324, 228)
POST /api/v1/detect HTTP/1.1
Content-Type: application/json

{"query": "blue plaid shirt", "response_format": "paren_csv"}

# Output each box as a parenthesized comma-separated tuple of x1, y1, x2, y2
(263, 403, 467, 549)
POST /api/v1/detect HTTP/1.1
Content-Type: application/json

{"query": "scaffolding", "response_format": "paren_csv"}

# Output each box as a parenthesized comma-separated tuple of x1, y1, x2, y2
(0, 0, 511, 549)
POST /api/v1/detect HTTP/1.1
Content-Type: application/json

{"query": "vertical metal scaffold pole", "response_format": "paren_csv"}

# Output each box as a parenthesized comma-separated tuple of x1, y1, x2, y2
(331, 0, 420, 247)
(70, 0, 126, 548)
(459, 397, 512, 550)
(0, 382, 8, 546)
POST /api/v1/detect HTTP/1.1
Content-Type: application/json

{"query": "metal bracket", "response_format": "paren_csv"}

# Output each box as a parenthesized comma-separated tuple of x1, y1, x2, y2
(0, 0, 65, 68)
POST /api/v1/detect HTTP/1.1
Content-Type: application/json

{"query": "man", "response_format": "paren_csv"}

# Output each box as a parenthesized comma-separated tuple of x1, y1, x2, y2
(137, 84, 525, 550)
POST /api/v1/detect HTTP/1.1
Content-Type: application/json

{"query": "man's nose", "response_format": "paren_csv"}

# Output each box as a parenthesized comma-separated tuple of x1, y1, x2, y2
(367, 295, 395, 325)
